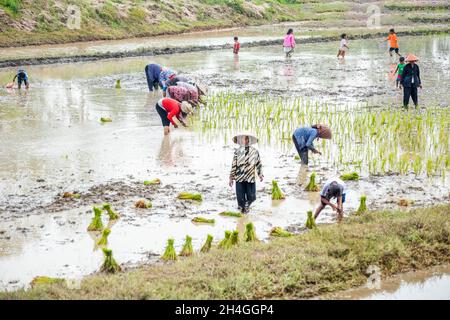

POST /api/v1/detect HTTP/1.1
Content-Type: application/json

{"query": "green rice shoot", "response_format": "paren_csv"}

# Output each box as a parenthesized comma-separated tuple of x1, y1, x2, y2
(161, 238, 177, 261)
(87, 206, 103, 231)
(305, 172, 320, 191)
(97, 228, 111, 246)
(244, 222, 258, 242)
(270, 227, 293, 237)
(271, 180, 286, 200)
(340, 172, 360, 181)
(102, 203, 119, 220)
(179, 235, 194, 257)
(177, 192, 203, 201)
(100, 248, 121, 273)
(219, 211, 243, 218)
(200, 234, 213, 253)
(191, 217, 215, 224)
(305, 210, 317, 229)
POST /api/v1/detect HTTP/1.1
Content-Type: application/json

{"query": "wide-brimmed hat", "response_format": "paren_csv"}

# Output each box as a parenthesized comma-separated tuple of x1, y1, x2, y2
(180, 101, 193, 114)
(232, 132, 258, 146)
(405, 54, 419, 62)
(313, 124, 332, 139)
(196, 82, 208, 96)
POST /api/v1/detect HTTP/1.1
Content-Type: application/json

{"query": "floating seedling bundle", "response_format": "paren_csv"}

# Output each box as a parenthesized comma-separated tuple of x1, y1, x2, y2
(97, 228, 111, 246)
(191, 217, 215, 224)
(305, 211, 316, 229)
(231, 231, 239, 246)
(143, 179, 161, 185)
(218, 231, 233, 249)
(244, 223, 258, 242)
(219, 211, 243, 218)
(62, 192, 81, 199)
(179, 235, 194, 257)
(87, 206, 104, 231)
(30, 276, 65, 288)
(200, 234, 213, 253)
(340, 172, 360, 181)
(271, 180, 285, 200)
(161, 238, 177, 261)
(305, 172, 320, 191)
(115, 79, 121, 89)
(356, 195, 367, 214)
(100, 248, 121, 273)
(270, 227, 293, 237)
(103, 203, 119, 220)
(100, 117, 112, 123)
(135, 199, 152, 209)
(177, 192, 203, 201)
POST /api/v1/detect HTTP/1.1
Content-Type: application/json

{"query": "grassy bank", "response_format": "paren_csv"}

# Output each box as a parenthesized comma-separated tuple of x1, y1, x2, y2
(2, 205, 448, 299)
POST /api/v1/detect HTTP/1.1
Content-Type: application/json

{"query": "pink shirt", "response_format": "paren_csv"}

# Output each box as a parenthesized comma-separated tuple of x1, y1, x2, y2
(283, 34, 296, 48)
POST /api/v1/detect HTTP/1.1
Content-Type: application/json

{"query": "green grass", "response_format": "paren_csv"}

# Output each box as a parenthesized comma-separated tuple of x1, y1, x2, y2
(0, 0, 21, 15)
(3, 205, 448, 299)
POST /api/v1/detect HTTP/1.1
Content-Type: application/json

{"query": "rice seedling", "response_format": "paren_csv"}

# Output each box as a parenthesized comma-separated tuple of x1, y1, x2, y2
(100, 248, 121, 273)
(244, 222, 258, 242)
(135, 199, 152, 209)
(97, 228, 111, 246)
(179, 235, 194, 257)
(270, 227, 293, 237)
(177, 192, 203, 201)
(340, 172, 360, 181)
(62, 192, 81, 199)
(161, 238, 177, 261)
(102, 203, 119, 220)
(100, 117, 112, 122)
(294, 155, 300, 161)
(191, 217, 215, 224)
(218, 231, 233, 249)
(231, 231, 239, 246)
(305, 211, 316, 229)
(219, 211, 243, 218)
(115, 79, 121, 89)
(87, 206, 103, 232)
(143, 179, 161, 185)
(271, 180, 286, 200)
(30, 276, 65, 288)
(200, 234, 213, 253)
(305, 172, 320, 191)
(356, 195, 367, 215)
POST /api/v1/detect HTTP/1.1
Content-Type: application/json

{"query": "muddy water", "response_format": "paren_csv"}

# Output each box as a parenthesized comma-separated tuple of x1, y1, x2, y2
(0, 35, 449, 291)
(327, 265, 450, 300)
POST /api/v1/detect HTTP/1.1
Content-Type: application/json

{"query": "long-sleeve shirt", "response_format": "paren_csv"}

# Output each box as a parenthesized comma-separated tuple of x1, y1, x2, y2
(283, 34, 295, 48)
(401, 63, 421, 88)
(145, 64, 161, 91)
(13, 70, 28, 82)
(229, 146, 263, 183)
(159, 69, 176, 91)
(293, 127, 319, 152)
(157, 98, 181, 126)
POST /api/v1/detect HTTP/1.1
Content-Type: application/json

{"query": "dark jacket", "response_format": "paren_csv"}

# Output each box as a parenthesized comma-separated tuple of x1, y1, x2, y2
(401, 63, 421, 88)
(145, 63, 162, 91)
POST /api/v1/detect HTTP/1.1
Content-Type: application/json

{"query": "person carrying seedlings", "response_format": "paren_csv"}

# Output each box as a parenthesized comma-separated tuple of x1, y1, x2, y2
(283, 29, 296, 58)
(292, 124, 332, 165)
(337, 34, 349, 59)
(229, 132, 263, 214)
(381, 28, 400, 57)
(314, 177, 346, 221)
(233, 36, 240, 55)
(394, 56, 406, 89)
(13, 68, 29, 89)
(401, 54, 422, 108)
(155, 97, 193, 135)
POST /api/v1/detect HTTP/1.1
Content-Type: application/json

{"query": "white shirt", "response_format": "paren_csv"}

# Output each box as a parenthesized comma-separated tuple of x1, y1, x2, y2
(339, 39, 348, 51)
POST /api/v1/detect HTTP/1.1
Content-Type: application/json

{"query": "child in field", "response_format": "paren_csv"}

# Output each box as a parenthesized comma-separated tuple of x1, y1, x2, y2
(229, 133, 264, 214)
(394, 56, 406, 88)
(233, 36, 240, 55)
(337, 34, 349, 58)
(381, 28, 400, 57)
(283, 29, 296, 58)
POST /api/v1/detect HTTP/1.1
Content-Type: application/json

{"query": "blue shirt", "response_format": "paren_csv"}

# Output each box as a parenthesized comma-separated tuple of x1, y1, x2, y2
(293, 127, 318, 151)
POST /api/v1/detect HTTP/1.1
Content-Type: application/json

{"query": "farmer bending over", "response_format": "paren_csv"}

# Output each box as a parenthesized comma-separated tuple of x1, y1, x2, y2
(292, 124, 332, 165)
(314, 177, 346, 222)
(13, 69, 29, 89)
(155, 97, 192, 135)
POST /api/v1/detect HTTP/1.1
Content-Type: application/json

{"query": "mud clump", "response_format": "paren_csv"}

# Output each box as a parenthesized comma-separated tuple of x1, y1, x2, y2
(135, 199, 152, 209)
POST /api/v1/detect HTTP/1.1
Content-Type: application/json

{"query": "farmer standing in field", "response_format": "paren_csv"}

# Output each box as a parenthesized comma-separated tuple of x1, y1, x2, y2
(314, 177, 347, 222)
(401, 54, 422, 108)
(229, 133, 264, 214)
(155, 97, 193, 135)
(381, 28, 400, 57)
(283, 29, 296, 58)
(292, 124, 332, 165)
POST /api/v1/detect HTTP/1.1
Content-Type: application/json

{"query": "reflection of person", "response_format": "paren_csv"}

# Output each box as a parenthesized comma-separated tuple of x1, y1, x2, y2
(157, 135, 184, 167)
(283, 29, 296, 58)
(233, 36, 240, 55)
(13, 69, 29, 89)
(401, 54, 422, 108)
(394, 56, 405, 89)
(292, 124, 332, 165)
(314, 178, 346, 221)
(381, 28, 400, 57)
(337, 34, 349, 59)
(229, 133, 263, 214)
(155, 98, 192, 135)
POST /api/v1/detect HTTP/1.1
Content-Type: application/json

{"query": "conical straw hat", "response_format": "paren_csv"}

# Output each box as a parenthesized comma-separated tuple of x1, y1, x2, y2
(405, 54, 419, 62)
(232, 132, 258, 146)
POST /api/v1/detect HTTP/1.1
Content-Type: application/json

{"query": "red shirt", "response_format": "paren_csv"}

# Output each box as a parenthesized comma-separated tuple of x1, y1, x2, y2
(233, 42, 240, 54)
(159, 98, 181, 126)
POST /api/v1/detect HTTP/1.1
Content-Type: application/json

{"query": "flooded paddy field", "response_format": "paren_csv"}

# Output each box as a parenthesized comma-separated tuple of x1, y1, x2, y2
(0, 35, 449, 291)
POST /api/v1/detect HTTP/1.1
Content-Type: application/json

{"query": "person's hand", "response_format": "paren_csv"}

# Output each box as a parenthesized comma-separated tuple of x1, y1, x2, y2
(313, 149, 322, 155)
(229, 179, 234, 187)
(419, 85, 423, 89)
(259, 175, 264, 182)
(181, 122, 187, 127)
(173, 124, 178, 129)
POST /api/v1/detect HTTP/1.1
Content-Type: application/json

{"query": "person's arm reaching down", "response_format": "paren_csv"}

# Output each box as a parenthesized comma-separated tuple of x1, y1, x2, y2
(306, 130, 321, 154)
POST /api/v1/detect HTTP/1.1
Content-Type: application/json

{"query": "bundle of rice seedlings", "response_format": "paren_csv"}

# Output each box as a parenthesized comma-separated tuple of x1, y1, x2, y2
(100, 248, 121, 273)
(179, 235, 194, 257)
(219, 211, 243, 218)
(340, 172, 360, 181)
(100, 117, 112, 123)
(244, 222, 258, 242)
(191, 217, 215, 224)
(270, 227, 293, 237)
(115, 79, 121, 89)
(218, 231, 232, 249)
(305, 172, 320, 191)
(305, 210, 316, 229)
(161, 238, 177, 261)
(271, 180, 286, 200)
(294, 155, 301, 160)
(177, 192, 203, 201)
(135, 199, 152, 209)
(356, 195, 367, 214)
(30, 276, 65, 288)
(62, 192, 81, 199)
(102, 203, 119, 220)
(231, 230, 239, 246)
(200, 234, 213, 253)
(143, 178, 161, 185)
(97, 228, 111, 246)
(398, 199, 413, 207)
(87, 206, 103, 231)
